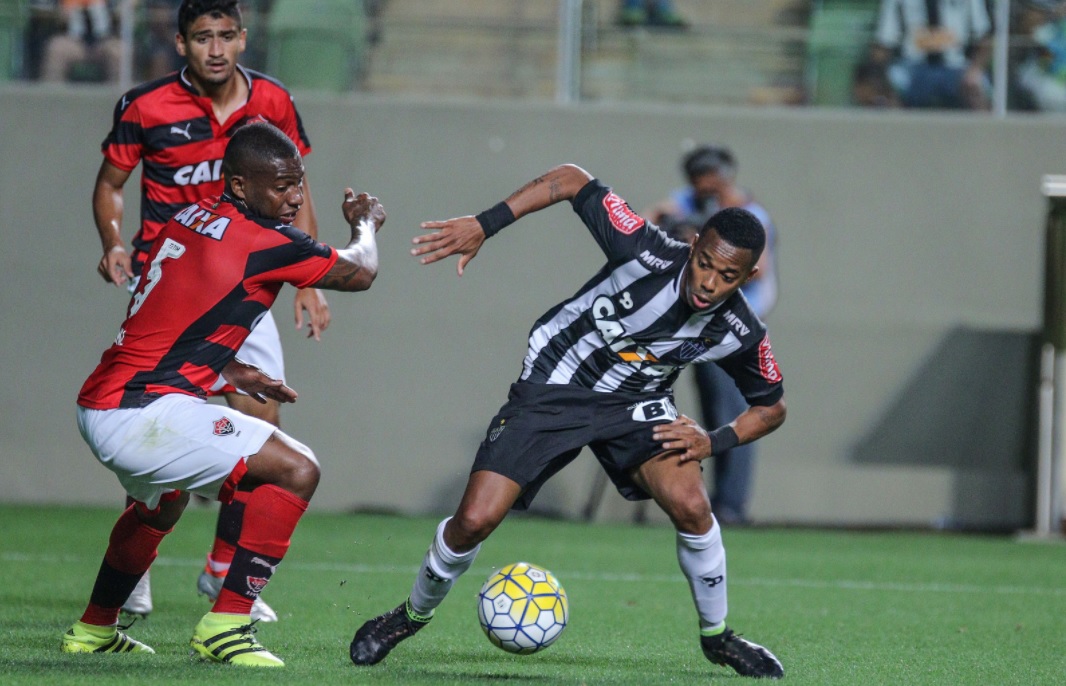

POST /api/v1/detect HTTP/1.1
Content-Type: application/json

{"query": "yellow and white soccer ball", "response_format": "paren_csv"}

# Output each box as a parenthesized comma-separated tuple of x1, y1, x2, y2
(476, 561, 568, 654)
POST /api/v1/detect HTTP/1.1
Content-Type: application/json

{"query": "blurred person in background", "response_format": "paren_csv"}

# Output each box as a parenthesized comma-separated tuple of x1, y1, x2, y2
(870, 0, 992, 109)
(617, 0, 688, 29)
(40, 0, 121, 82)
(648, 145, 779, 524)
(1014, 0, 1066, 111)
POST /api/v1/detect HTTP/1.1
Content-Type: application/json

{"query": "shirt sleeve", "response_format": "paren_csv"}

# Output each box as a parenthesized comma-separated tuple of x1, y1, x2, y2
(570, 179, 651, 264)
(714, 332, 784, 407)
(101, 92, 144, 172)
(246, 226, 337, 289)
(274, 92, 312, 157)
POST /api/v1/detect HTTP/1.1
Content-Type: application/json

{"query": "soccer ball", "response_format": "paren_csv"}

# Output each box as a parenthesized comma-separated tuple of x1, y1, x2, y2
(476, 561, 568, 654)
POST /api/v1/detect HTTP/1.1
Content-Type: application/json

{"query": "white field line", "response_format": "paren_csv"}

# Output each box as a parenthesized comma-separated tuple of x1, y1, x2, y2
(4, 551, 1066, 597)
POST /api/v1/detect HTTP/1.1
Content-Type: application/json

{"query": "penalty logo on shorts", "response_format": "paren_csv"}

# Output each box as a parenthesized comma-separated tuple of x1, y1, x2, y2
(488, 419, 506, 442)
(213, 417, 235, 436)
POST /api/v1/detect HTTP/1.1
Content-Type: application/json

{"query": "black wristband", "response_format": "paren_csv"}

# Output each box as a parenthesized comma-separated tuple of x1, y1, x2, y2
(475, 201, 516, 238)
(709, 426, 739, 455)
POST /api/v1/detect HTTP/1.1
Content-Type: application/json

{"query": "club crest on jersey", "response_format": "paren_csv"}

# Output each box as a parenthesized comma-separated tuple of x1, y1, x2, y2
(602, 191, 644, 235)
(213, 417, 235, 436)
(677, 340, 708, 361)
(172, 203, 230, 240)
(758, 334, 782, 383)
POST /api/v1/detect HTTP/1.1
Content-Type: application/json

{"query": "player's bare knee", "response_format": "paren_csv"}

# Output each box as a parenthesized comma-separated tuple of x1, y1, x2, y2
(135, 491, 190, 530)
(282, 451, 320, 500)
(449, 509, 500, 548)
(667, 493, 712, 534)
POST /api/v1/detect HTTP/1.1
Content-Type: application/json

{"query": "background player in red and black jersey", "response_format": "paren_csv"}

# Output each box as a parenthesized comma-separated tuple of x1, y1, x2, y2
(350, 164, 787, 679)
(89, 0, 326, 621)
(64, 121, 384, 666)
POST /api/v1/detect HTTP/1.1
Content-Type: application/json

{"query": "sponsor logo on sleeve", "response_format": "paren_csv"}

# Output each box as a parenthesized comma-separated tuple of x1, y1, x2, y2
(722, 310, 750, 336)
(602, 192, 644, 235)
(638, 250, 673, 270)
(757, 334, 782, 383)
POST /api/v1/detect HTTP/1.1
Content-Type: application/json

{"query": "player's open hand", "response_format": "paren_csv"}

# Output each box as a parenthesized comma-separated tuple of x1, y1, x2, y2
(221, 358, 298, 404)
(652, 414, 711, 463)
(414, 215, 486, 276)
(294, 287, 330, 341)
(98, 245, 134, 286)
(342, 189, 385, 234)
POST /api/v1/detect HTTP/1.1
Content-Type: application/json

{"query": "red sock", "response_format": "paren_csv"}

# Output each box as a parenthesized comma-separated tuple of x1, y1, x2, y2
(212, 485, 308, 615)
(81, 505, 170, 626)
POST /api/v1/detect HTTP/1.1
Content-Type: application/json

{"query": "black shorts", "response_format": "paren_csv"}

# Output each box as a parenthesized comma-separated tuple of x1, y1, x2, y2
(471, 382, 679, 510)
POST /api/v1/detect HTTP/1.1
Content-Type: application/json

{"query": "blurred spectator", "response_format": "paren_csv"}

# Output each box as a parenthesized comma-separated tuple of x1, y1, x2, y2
(138, 0, 182, 81)
(649, 145, 779, 525)
(1014, 0, 1066, 111)
(617, 0, 689, 29)
(40, 0, 120, 82)
(851, 58, 901, 107)
(871, 0, 992, 110)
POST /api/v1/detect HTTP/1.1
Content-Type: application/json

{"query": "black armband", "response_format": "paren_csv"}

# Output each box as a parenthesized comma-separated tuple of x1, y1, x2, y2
(475, 201, 516, 238)
(709, 426, 739, 455)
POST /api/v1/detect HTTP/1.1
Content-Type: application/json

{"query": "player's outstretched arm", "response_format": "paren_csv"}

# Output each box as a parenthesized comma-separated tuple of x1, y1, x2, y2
(413, 164, 594, 276)
(312, 189, 384, 292)
(221, 358, 298, 404)
(92, 160, 134, 286)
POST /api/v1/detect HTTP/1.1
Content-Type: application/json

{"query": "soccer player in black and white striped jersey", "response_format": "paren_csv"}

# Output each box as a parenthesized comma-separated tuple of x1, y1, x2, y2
(351, 164, 787, 679)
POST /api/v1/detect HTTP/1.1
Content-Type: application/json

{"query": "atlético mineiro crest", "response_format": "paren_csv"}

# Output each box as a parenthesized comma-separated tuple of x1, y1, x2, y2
(246, 576, 268, 595)
(213, 417, 235, 436)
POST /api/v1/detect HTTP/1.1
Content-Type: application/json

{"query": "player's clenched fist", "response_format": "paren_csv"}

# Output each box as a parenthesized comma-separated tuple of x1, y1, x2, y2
(343, 190, 385, 233)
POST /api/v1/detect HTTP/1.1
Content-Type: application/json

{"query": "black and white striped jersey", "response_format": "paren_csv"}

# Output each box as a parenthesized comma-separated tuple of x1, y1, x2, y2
(518, 180, 783, 406)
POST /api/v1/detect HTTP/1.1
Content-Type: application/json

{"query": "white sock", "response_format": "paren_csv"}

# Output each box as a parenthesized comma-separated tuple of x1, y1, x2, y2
(408, 517, 480, 617)
(676, 519, 727, 632)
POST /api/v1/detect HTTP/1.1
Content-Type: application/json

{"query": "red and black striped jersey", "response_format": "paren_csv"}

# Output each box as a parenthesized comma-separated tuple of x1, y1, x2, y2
(78, 194, 337, 410)
(102, 65, 312, 266)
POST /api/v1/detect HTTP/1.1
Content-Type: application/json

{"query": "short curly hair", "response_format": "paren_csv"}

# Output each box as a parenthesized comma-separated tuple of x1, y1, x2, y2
(222, 121, 300, 181)
(178, 0, 241, 37)
(699, 207, 765, 267)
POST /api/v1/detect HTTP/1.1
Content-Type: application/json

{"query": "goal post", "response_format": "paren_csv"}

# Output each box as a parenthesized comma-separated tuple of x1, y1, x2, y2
(1030, 175, 1066, 538)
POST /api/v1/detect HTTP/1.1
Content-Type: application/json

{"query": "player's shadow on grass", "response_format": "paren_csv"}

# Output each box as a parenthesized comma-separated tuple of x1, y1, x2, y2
(851, 326, 1039, 531)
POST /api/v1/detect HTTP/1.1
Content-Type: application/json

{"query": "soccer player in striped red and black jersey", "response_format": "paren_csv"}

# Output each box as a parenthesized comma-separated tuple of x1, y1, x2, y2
(350, 164, 786, 679)
(89, 0, 328, 621)
(66, 121, 384, 665)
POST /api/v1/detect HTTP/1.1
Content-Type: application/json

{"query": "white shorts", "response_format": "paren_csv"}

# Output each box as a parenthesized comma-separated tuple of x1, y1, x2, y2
(209, 310, 286, 395)
(76, 394, 276, 509)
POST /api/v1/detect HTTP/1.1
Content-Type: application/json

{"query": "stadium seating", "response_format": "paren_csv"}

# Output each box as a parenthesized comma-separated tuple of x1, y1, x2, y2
(0, 0, 26, 81)
(806, 0, 879, 106)
(266, 0, 367, 93)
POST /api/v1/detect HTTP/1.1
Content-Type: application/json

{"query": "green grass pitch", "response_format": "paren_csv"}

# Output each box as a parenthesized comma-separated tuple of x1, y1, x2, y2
(2, 504, 1065, 684)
